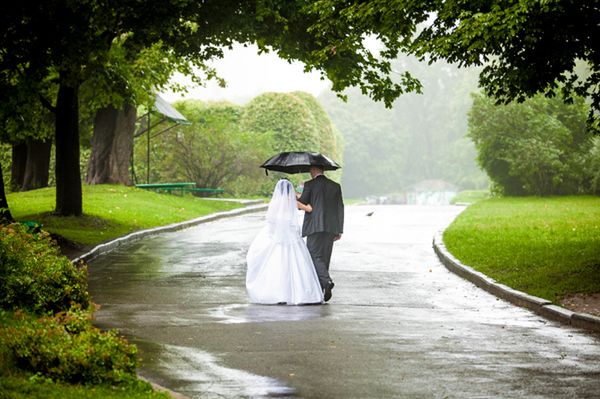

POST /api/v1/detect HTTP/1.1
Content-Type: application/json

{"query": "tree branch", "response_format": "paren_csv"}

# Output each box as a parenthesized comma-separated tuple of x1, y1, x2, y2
(38, 94, 56, 114)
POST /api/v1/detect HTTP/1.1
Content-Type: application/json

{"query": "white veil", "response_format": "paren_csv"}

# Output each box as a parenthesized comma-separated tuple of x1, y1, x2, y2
(265, 179, 300, 243)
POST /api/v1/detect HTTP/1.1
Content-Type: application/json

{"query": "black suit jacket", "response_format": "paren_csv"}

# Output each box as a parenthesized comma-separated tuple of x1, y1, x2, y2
(298, 175, 344, 237)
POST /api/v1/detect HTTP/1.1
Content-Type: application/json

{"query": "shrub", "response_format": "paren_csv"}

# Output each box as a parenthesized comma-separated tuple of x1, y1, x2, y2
(468, 93, 593, 195)
(240, 92, 321, 152)
(1, 307, 138, 384)
(0, 223, 90, 314)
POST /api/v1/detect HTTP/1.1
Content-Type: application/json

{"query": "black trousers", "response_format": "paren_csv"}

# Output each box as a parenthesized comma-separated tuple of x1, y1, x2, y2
(306, 232, 336, 289)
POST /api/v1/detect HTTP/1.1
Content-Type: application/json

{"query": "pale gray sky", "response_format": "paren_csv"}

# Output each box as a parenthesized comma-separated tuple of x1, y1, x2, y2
(160, 44, 330, 104)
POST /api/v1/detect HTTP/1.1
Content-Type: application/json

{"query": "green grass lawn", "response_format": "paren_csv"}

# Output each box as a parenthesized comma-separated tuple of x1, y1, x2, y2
(0, 373, 171, 399)
(6, 185, 243, 245)
(443, 196, 600, 302)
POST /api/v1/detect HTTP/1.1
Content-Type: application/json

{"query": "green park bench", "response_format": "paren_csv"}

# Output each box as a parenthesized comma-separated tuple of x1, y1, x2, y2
(135, 183, 223, 196)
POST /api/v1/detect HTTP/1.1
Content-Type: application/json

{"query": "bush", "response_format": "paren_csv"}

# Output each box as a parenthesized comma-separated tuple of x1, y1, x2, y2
(0, 225, 144, 389)
(1, 307, 138, 384)
(0, 223, 89, 314)
(240, 92, 322, 152)
(468, 93, 593, 195)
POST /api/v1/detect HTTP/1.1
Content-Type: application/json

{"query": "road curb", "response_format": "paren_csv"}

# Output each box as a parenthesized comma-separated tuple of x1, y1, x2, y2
(72, 202, 268, 265)
(433, 231, 600, 333)
(138, 375, 192, 399)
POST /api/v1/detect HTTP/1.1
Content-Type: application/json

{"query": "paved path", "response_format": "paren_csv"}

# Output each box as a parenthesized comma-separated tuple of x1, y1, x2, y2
(88, 205, 600, 398)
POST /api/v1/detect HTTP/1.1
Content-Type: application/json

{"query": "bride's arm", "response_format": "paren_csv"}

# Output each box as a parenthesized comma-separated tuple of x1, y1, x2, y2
(297, 201, 312, 213)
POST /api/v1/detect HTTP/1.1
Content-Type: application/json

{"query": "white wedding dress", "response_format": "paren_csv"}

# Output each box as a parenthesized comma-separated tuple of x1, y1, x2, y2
(246, 179, 324, 305)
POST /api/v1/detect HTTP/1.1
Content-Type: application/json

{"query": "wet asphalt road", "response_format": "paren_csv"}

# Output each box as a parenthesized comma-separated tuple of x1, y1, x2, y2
(88, 205, 600, 399)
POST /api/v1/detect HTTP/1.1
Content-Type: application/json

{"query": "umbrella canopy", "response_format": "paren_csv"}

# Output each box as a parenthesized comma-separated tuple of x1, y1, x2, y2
(260, 151, 341, 174)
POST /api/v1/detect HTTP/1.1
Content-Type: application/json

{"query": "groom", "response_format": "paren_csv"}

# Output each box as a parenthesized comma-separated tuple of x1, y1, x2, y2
(298, 165, 344, 302)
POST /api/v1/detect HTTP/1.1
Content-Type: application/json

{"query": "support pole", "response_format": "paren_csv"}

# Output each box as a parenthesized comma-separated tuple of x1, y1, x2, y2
(146, 112, 150, 184)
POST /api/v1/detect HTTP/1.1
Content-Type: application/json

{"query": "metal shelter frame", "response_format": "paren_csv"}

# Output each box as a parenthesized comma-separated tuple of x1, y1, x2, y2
(132, 94, 191, 184)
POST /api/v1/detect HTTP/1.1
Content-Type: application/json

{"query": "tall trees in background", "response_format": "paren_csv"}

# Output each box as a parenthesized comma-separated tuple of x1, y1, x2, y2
(319, 57, 486, 198)
(1, 81, 55, 193)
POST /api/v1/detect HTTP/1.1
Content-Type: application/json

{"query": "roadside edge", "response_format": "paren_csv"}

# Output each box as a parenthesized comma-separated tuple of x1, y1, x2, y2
(72, 203, 268, 264)
(432, 231, 600, 333)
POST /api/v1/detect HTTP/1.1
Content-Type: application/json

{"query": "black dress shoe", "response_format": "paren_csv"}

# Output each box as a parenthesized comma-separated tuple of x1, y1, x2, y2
(324, 281, 334, 302)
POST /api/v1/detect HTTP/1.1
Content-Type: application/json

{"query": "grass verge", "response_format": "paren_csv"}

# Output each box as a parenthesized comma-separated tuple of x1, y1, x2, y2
(0, 374, 170, 399)
(6, 185, 243, 245)
(443, 196, 600, 302)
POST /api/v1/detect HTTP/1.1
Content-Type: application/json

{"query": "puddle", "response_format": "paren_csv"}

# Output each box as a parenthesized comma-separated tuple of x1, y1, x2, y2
(158, 344, 296, 398)
(207, 303, 331, 324)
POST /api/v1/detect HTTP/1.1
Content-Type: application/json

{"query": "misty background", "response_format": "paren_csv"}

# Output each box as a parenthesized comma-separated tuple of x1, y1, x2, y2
(162, 44, 488, 199)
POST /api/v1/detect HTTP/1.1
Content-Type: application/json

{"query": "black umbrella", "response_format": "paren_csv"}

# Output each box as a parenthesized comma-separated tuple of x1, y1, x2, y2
(260, 151, 341, 174)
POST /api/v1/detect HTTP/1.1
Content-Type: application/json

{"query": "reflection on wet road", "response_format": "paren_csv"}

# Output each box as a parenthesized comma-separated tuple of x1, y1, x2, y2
(88, 206, 600, 398)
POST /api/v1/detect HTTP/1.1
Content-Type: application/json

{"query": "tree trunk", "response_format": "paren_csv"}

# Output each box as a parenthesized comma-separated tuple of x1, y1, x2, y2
(55, 79, 82, 216)
(10, 142, 27, 192)
(86, 103, 135, 185)
(0, 159, 14, 224)
(21, 138, 51, 191)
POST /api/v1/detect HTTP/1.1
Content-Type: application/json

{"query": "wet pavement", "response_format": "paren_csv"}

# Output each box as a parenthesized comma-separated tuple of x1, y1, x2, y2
(88, 205, 600, 399)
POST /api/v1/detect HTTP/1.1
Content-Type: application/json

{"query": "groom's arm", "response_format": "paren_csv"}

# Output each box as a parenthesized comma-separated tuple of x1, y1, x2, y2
(298, 182, 311, 205)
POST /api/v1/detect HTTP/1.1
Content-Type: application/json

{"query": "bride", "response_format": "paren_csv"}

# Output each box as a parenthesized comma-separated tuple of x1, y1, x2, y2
(246, 179, 324, 305)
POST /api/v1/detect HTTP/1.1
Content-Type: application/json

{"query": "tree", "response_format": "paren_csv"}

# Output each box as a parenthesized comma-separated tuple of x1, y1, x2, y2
(9, 143, 26, 192)
(85, 104, 136, 185)
(0, 161, 12, 223)
(408, 0, 600, 123)
(308, 1, 600, 123)
(468, 93, 593, 195)
(588, 138, 600, 194)
(3, 1, 599, 215)
(21, 138, 52, 191)
(0, 79, 55, 193)
(84, 41, 202, 186)
(1, 1, 428, 216)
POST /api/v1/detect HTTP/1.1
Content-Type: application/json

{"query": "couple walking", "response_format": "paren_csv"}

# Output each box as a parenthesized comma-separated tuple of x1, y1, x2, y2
(246, 165, 344, 305)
